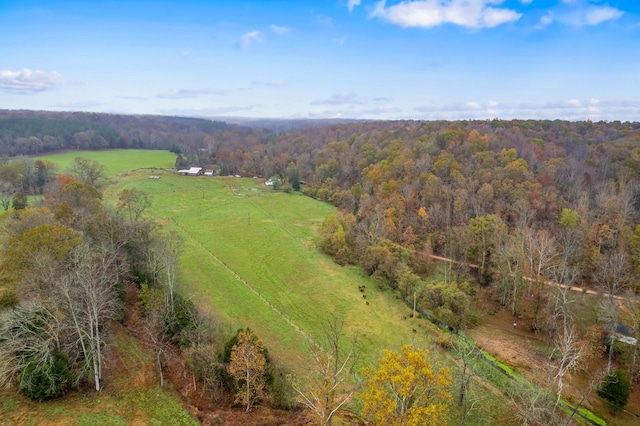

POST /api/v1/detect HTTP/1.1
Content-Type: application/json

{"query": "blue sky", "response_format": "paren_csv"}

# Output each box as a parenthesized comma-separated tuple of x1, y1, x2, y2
(1, 0, 638, 121)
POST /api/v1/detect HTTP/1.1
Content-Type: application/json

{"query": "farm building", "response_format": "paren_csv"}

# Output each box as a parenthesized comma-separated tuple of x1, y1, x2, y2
(204, 169, 214, 176)
(178, 167, 204, 176)
(265, 176, 282, 186)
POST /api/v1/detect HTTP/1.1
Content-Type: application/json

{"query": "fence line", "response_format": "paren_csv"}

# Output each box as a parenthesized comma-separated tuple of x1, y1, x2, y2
(169, 218, 317, 348)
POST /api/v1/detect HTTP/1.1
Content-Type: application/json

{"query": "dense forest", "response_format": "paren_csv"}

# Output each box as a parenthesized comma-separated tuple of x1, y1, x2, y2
(0, 109, 236, 156)
(3, 110, 640, 423)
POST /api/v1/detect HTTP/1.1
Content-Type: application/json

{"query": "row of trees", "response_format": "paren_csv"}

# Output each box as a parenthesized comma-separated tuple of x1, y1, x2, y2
(0, 110, 238, 158)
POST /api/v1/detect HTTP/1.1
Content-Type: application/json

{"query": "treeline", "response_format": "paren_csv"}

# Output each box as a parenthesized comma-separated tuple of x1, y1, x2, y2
(0, 110, 242, 158)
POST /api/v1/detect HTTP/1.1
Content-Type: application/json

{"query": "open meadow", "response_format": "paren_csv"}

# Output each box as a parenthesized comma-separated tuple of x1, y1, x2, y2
(108, 169, 442, 369)
(34, 149, 177, 177)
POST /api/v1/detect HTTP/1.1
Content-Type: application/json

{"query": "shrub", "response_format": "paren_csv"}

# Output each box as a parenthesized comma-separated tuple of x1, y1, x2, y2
(597, 369, 630, 412)
(19, 351, 73, 401)
(166, 295, 199, 348)
(0, 291, 19, 310)
(435, 331, 452, 349)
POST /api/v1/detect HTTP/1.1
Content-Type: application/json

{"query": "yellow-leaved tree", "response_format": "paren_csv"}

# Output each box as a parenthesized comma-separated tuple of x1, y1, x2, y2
(360, 344, 452, 426)
(227, 329, 267, 411)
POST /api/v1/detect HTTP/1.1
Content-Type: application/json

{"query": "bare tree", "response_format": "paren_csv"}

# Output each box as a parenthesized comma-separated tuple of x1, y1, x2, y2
(0, 302, 63, 390)
(61, 242, 126, 391)
(291, 317, 359, 426)
(510, 381, 556, 426)
(69, 157, 106, 186)
(595, 246, 630, 372)
(453, 338, 482, 426)
(117, 189, 151, 223)
(0, 181, 14, 211)
(493, 232, 524, 315)
(154, 231, 182, 316)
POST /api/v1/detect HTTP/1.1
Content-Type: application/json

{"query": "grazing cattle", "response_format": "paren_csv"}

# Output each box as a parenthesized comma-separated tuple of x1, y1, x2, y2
(362, 294, 366, 298)
(366, 301, 370, 305)
(359, 288, 364, 292)
(412, 328, 417, 333)
(402, 315, 407, 320)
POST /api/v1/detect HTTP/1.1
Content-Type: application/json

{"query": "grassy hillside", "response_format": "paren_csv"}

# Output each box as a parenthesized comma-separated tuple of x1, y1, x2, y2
(108, 170, 440, 369)
(33, 149, 177, 177)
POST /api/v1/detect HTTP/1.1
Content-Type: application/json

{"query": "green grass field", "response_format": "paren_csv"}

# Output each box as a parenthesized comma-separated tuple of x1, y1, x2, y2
(33, 149, 177, 177)
(108, 169, 440, 369)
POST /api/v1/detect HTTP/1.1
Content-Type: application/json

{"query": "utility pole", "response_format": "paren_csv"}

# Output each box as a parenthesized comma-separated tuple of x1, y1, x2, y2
(413, 291, 417, 319)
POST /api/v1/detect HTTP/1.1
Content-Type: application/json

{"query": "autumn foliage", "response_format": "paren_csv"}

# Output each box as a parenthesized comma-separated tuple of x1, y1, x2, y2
(361, 344, 452, 426)
(227, 329, 268, 411)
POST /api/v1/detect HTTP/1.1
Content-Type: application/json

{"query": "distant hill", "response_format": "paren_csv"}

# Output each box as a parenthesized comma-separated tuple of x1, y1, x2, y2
(217, 116, 368, 132)
(0, 110, 241, 157)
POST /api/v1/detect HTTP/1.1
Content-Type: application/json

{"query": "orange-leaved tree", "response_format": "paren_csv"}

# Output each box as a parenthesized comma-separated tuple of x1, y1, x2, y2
(227, 329, 267, 411)
(360, 344, 452, 426)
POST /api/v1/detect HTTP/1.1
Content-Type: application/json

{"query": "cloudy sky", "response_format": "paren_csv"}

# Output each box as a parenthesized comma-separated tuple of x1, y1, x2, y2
(1, 0, 639, 121)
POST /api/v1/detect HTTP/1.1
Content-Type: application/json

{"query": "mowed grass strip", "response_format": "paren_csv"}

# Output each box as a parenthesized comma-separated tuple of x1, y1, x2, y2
(109, 171, 439, 370)
(33, 149, 177, 177)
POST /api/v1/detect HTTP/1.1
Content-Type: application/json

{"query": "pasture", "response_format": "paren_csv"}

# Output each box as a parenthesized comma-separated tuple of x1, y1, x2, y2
(108, 169, 441, 369)
(33, 149, 177, 177)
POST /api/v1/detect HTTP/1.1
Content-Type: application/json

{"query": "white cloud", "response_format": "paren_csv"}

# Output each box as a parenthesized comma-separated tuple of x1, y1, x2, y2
(51, 101, 105, 109)
(156, 105, 258, 116)
(317, 16, 334, 27)
(535, 13, 553, 29)
(414, 99, 640, 121)
(156, 88, 224, 99)
(584, 5, 623, 26)
(239, 30, 263, 48)
(565, 99, 582, 107)
(464, 101, 481, 109)
(556, 3, 624, 27)
(114, 95, 146, 101)
(482, 8, 522, 28)
(270, 24, 292, 35)
(307, 104, 401, 119)
(370, 0, 522, 29)
(311, 92, 362, 105)
(348, 0, 362, 12)
(0, 68, 63, 94)
(520, 0, 533, 4)
(254, 79, 285, 87)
